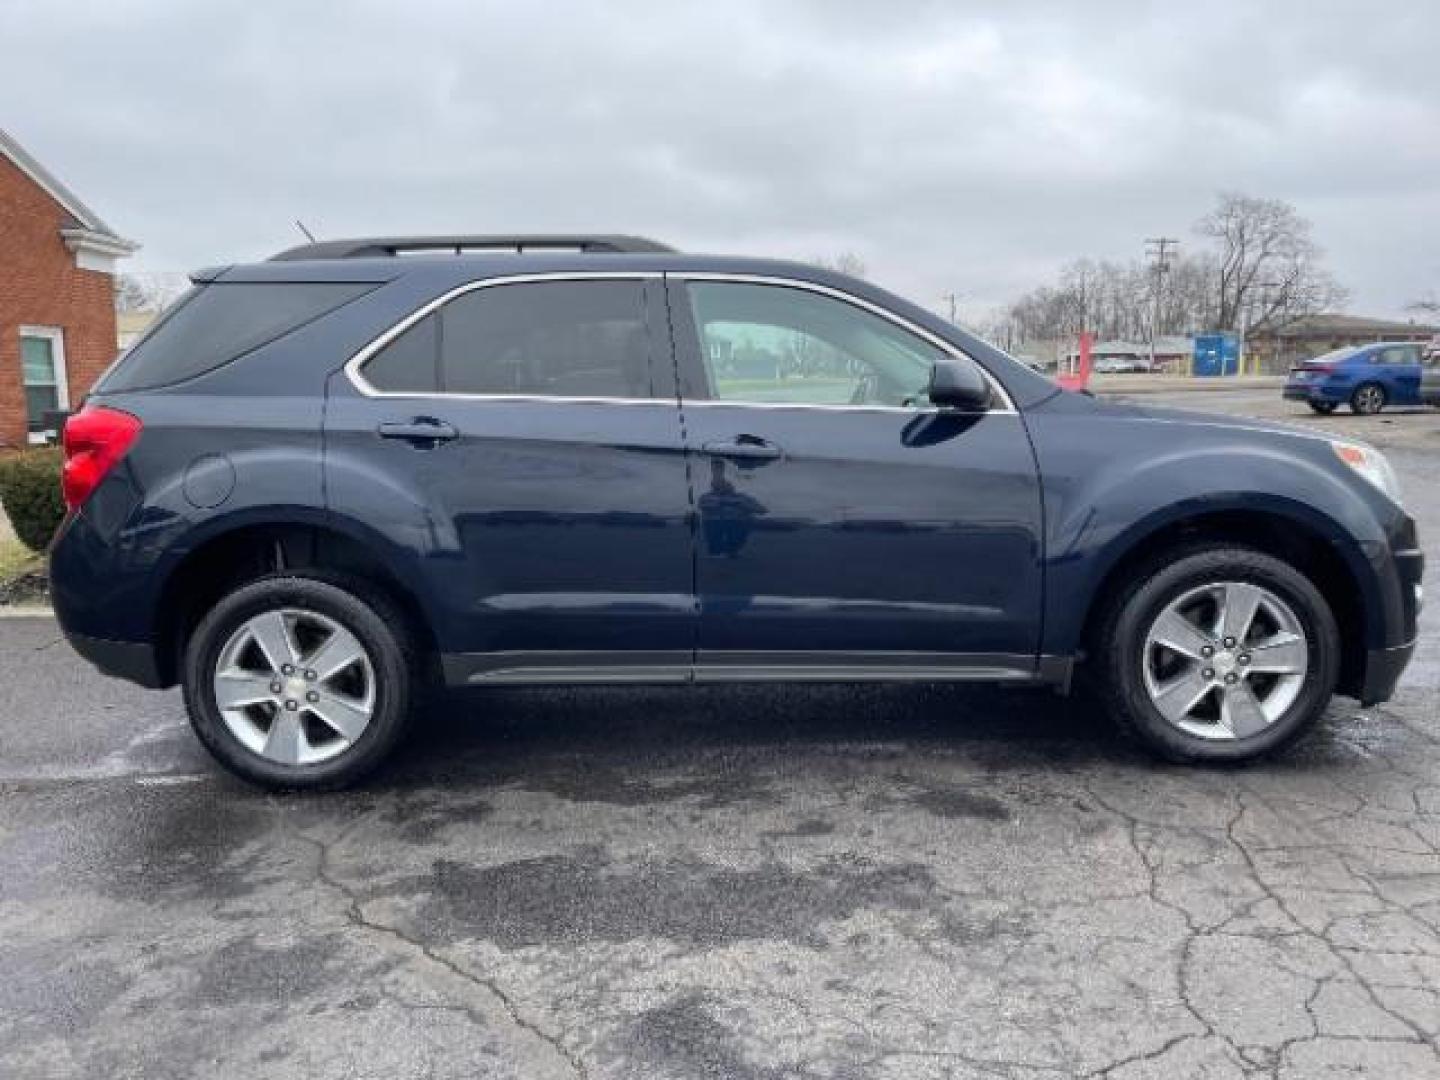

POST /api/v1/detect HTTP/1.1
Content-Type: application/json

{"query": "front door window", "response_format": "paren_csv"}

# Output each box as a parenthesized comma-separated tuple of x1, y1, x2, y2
(686, 282, 944, 408)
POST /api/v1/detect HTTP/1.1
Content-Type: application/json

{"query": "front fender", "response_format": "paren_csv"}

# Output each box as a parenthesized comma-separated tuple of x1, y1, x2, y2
(1030, 409, 1402, 657)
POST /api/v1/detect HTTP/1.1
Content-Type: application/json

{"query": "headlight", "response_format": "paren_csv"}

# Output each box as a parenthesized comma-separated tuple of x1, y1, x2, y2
(1332, 440, 1404, 506)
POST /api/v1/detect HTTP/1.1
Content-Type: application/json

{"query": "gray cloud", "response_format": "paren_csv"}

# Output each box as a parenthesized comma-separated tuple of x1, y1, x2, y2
(4, 0, 1437, 319)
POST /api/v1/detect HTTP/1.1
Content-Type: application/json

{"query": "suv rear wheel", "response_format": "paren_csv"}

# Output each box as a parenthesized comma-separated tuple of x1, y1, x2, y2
(1096, 546, 1340, 762)
(182, 573, 415, 789)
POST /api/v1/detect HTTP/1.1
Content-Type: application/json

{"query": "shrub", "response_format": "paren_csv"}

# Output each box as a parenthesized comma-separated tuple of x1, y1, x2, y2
(0, 448, 65, 553)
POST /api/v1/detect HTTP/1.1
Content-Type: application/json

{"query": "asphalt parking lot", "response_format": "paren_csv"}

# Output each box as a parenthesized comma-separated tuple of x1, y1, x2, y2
(2, 389, 1437, 1079)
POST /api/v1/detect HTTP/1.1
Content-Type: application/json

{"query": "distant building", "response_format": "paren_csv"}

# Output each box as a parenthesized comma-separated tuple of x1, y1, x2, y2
(1062, 336, 1194, 373)
(0, 128, 137, 446)
(116, 309, 158, 351)
(1249, 313, 1439, 370)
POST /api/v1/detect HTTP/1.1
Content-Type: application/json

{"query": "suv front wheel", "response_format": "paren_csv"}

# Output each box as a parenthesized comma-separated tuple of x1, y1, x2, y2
(1096, 546, 1340, 762)
(182, 573, 415, 789)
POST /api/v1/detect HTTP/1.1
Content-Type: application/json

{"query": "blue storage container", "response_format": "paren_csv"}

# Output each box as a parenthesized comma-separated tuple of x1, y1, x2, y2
(1193, 333, 1239, 377)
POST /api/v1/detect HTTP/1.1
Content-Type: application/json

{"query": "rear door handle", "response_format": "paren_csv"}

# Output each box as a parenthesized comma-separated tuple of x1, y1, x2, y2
(377, 418, 458, 446)
(702, 436, 783, 461)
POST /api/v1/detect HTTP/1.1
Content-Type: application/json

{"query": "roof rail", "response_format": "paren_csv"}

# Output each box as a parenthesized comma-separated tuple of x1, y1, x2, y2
(269, 234, 676, 261)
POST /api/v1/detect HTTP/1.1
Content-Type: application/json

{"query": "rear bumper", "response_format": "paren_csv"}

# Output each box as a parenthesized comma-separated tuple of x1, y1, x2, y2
(65, 630, 166, 690)
(1359, 639, 1416, 706)
(1283, 384, 1341, 402)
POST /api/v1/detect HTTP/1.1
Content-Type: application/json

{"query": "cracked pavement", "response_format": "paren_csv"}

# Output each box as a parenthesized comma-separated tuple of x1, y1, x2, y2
(1, 390, 1437, 1078)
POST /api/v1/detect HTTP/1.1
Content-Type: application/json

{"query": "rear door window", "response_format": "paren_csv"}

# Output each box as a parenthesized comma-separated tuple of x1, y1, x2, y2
(359, 279, 656, 398)
(103, 282, 373, 392)
(360, 313, 441, 394)
(1374, 345, 1420, 366)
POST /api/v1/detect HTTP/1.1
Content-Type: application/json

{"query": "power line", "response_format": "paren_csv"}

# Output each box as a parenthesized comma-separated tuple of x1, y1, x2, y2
(1144, 237, 1179, 268)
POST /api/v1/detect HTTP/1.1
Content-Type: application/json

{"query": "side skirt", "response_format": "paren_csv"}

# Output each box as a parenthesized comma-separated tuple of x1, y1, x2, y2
(442, 650, 1075, 691)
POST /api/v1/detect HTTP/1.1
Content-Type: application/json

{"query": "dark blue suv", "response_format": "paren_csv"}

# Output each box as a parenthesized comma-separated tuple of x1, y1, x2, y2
(50, 235, 1424, 788)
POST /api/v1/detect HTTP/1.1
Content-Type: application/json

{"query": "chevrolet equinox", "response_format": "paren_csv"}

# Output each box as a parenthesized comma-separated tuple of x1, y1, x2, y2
(49, 235, 1424, 788)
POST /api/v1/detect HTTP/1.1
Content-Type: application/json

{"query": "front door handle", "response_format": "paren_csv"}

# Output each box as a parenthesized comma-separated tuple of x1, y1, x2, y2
(377, 418, 458, 447)
(702, 435, 783, 462)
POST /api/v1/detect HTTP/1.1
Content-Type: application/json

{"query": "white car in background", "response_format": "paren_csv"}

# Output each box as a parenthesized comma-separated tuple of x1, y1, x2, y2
(1093, 356, 1151, 374)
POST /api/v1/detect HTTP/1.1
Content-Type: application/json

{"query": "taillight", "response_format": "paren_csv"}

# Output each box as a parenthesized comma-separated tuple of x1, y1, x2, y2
(1306, 363, 1335, 374)
(61, 406, 142, 511)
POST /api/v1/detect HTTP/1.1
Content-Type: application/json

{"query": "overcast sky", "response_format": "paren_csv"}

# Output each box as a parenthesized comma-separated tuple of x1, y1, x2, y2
(3, 0, 1437, 322)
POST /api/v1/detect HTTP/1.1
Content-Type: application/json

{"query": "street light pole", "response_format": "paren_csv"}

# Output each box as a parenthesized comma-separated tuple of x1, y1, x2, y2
(1239, 303, 1248, 377)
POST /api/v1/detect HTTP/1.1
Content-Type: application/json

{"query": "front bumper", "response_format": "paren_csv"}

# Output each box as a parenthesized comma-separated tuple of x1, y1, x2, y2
(1359, 639, 1417, 706)
(1357, 523, 1425, 705)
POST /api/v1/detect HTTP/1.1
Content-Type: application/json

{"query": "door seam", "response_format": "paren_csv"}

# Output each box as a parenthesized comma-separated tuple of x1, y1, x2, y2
(659, 274, 700, 680)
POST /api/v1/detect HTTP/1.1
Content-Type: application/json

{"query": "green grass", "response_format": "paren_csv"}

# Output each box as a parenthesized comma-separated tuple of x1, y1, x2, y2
(0, 536, 43, 584)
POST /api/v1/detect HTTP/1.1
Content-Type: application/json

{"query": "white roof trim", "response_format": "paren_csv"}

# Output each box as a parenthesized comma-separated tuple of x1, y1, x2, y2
(60, 227, 140, 258)
(0, 126, 137, 252)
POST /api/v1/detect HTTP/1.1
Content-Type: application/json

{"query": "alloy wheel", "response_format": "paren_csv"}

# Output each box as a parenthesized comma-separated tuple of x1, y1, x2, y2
(1354, 385, 1385, 414)
(212, 608, 377, 765)
(1141, 581, 1308, 741)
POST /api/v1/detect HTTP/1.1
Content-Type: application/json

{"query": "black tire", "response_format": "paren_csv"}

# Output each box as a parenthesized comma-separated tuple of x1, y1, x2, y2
(182, 573, 416, 790)
(1308, 401, 1337, 415)
(1094, 545, 1340, 763)
(1350, 382, 1387, 415)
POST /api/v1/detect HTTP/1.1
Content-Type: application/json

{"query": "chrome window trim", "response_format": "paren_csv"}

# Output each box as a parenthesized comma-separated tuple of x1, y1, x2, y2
(671, 271, 1017, 414)
(681, 400, 954, 416)
(343, 268, 1017, 414)
(344, 271, 668, 401)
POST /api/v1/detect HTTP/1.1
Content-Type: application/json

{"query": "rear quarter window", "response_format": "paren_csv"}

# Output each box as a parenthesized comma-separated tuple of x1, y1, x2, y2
(101, 282, 374, 392)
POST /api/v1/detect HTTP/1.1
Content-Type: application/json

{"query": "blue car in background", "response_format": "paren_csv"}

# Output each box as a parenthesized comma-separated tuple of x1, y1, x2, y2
(1283, 341, 1430, 415)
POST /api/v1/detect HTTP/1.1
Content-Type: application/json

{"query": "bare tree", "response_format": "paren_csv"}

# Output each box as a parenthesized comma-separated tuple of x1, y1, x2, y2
(998, 192, 1346, 349)
(1406, 294, 1440, 318)
(115, 272, 190, 314)
(1000, 255, 1217, 345)
(1196, 193, 1346, 332)
(809, 252, 867, 279)
(115, 273, 156, 314)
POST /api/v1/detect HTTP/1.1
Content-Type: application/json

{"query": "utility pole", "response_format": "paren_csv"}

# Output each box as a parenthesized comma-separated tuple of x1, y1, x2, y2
(941, 292, 960, 325)
(1144, 238, 1179, 371)
(1239, 281, 1280, 375)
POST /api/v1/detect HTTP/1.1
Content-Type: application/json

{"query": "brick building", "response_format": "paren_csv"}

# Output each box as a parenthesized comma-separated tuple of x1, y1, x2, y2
(1, 127, 137, 447)
(1248, 313, 1440, 370)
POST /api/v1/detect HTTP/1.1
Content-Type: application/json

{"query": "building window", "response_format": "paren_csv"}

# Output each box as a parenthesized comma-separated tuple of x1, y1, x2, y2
(19, 326, 68, 444)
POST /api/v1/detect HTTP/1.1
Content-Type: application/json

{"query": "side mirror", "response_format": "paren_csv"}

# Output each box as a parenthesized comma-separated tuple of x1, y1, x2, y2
(927, 358, 992, 411)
